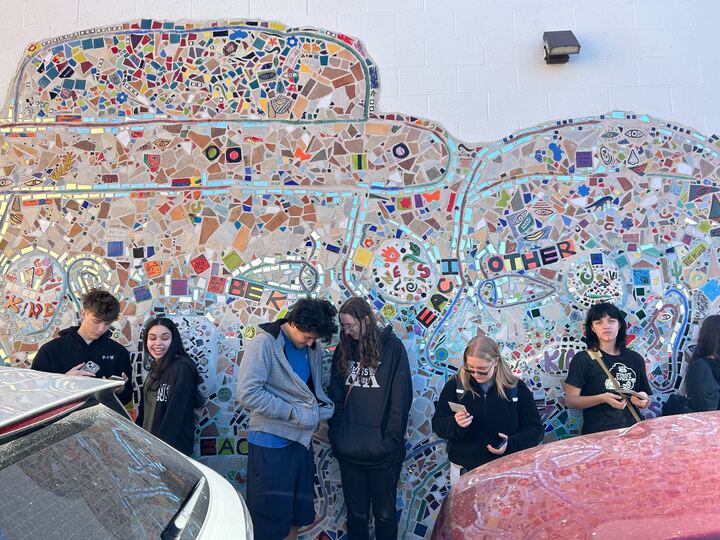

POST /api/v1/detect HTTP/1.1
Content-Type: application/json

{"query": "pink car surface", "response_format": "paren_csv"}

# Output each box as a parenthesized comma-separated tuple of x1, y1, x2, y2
(432, 412, 720, 539)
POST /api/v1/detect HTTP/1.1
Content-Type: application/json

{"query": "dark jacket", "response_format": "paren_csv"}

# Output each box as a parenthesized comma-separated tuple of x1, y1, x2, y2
(136, 355, 199, 456)
(432, 375, 543, 471)
(686, 356, 720, 412)
(328, 326, 413, 468)
(31, 326, 133, 404)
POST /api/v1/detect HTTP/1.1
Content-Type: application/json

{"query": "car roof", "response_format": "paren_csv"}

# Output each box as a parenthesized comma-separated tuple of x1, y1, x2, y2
(434, 412, 720, 538)
(0, 366, 122, 430)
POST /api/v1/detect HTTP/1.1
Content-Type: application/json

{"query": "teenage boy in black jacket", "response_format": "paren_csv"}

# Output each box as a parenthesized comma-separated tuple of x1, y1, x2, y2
(31, 288, 133, 404)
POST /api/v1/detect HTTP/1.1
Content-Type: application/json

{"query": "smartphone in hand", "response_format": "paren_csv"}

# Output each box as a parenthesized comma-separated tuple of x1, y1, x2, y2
(490, 433, 508, 450)
(448, 401, 468, 414)
(614, 388, 642, 398)
(80, 361, 101, 375)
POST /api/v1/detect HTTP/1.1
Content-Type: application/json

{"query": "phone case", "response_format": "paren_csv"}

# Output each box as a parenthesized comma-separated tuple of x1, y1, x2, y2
(448, 401, 467, 413)
(81, 361, 100, 374)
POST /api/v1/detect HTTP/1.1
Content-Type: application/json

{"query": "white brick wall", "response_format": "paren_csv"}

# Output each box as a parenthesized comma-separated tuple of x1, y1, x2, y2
(25, 0, 78, 26)
(1, 0, 719, 141)
(610, 85, 673, 116)
(548, 88, 610, 120)
(398, 65, 457, 95)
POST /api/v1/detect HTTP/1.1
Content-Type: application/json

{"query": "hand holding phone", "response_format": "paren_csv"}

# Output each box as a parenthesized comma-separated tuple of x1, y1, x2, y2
(449, 402, 473, 428)
(66, 362, 97, 377)
(614, 387, 642, 398)
(487, 432, 508, 455)
(448, 401, 468, 414)
(80, 361, 101, 375)
(629, 390, 650, 408)
(603, 391, 627, 409)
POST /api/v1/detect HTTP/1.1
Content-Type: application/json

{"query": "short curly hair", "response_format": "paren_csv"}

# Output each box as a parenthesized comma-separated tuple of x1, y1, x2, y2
(286, 298, 338, 341)
(82, 288, 121, 323)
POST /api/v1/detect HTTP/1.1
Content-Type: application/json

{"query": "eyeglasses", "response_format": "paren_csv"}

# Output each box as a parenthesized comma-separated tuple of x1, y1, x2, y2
(463, 360, 498, 376)
(341, 322, 360, 331)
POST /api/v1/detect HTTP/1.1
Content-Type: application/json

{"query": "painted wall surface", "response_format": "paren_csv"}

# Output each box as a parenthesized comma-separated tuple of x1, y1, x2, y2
(1, 17, 719, 539)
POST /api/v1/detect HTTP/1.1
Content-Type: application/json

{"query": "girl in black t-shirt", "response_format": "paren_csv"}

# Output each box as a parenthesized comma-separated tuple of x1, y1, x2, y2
(565, 302, 652, 435)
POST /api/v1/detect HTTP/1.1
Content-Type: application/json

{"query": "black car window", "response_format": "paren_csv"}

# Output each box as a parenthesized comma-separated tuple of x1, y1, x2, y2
(0, 405, 208, 539)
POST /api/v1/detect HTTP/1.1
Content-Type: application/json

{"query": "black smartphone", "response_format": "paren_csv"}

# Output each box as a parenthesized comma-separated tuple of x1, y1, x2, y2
(490, 434, 508, 450)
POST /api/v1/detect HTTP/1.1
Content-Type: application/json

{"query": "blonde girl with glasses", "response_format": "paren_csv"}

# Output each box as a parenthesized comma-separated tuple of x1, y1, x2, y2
(432, 335, 543, 483)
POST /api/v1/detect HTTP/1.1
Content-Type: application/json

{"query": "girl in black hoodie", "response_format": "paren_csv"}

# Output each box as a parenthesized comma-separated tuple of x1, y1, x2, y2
(328, 297, 413, 540)
(432, 335, 543, 483)
(136, 317, 200, 456)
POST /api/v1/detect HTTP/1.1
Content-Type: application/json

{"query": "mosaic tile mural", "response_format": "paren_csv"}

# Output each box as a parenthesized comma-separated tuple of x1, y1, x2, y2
(1, 18, 718, 538)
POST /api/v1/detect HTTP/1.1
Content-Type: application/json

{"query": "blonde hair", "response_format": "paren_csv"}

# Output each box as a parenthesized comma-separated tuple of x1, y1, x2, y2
(458, 335, 518, 400)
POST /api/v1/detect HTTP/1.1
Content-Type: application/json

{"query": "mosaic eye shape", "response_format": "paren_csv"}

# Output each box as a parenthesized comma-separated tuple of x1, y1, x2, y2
(624, 129, 645, 138)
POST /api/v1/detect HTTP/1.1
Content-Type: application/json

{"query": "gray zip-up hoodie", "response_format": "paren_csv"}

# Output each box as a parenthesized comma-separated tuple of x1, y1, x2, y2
(236, 319, 334, 447)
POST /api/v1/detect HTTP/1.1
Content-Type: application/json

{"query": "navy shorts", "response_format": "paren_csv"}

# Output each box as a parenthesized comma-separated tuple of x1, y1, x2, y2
(246, 440, 315, 539)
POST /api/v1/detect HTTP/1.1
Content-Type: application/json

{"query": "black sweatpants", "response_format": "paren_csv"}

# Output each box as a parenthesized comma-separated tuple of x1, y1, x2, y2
(338, 460, 402, 540)
(246, 441, 315, 540)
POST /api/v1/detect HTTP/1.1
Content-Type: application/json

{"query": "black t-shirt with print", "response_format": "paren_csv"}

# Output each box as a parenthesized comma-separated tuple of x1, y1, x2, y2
(565, 348, 652, 435)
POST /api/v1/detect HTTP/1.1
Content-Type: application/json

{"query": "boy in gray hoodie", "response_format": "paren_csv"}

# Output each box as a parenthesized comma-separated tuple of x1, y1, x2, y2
(237, 298, 337, 540)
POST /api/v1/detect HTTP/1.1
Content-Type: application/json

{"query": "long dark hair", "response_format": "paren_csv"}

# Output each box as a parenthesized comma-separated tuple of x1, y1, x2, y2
(693, 315, 720, 361)
(143, 317, 194, 391)
(584, 302, 628, 352)
(335, 297, 381, 376)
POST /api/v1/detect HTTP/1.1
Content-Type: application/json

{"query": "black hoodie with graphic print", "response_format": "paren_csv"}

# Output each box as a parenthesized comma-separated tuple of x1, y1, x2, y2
(328, 326, 413, 469)
(31, 326, 133, 404)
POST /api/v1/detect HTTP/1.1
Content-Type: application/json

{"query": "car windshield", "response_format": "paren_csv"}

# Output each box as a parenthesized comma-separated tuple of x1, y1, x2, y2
(0, 404, 207, 539)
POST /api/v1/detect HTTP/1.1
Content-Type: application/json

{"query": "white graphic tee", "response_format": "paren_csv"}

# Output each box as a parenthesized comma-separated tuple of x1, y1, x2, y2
(345, 361, 381, 388)
(605, 362, 637, 391)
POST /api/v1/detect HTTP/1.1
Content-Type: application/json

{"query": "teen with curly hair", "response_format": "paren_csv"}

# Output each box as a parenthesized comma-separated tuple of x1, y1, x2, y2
(237, 298, 338, 540)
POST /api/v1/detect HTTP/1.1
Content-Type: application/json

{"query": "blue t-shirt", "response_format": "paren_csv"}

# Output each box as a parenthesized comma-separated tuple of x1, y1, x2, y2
(281, 330, 311, 384)
(248, 329, 311, 448)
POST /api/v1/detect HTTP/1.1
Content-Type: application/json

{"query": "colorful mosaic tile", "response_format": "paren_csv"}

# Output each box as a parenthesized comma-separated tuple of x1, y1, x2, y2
(1, 19, 720, 538)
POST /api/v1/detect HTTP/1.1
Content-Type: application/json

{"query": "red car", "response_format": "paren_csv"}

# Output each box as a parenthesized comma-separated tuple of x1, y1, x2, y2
(432, 412, 720, 539)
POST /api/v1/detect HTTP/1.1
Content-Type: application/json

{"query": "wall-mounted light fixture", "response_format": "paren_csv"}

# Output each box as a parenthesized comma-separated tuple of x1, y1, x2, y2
(543, 31, 581, 64)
